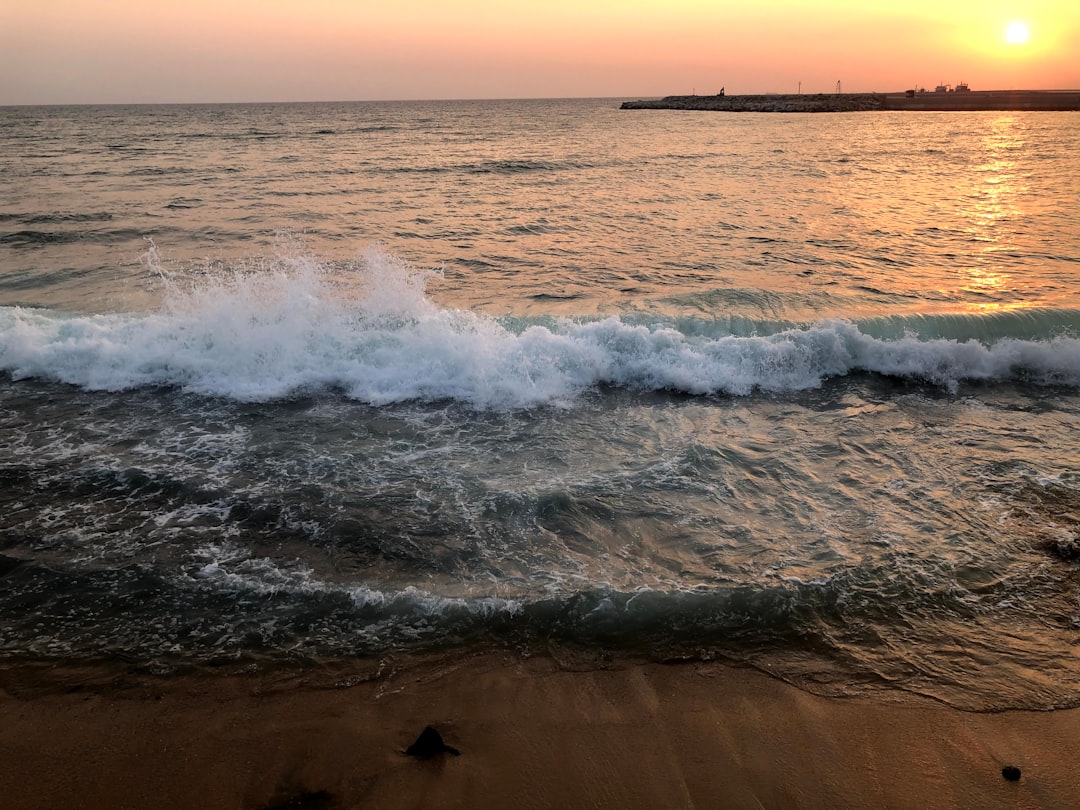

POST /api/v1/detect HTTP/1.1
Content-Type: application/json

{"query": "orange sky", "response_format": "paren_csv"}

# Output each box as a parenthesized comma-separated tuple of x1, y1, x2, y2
(1, 1, 1078, 104)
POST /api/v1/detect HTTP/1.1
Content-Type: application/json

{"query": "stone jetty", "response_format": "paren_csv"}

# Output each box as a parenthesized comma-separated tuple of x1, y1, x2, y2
(621, 93, 884, 112)
(620, 90, 1080, 113)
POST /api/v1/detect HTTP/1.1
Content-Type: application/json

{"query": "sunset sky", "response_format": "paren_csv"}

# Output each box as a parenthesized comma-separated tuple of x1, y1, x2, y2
(2, 1, 1078, 104)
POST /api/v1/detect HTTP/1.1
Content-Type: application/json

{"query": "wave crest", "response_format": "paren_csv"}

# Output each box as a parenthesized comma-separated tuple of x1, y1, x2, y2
(2, 247, 1079, 406)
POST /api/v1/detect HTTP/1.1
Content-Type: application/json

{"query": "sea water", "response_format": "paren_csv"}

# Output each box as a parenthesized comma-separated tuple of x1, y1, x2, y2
(1, 99, 1079, 710)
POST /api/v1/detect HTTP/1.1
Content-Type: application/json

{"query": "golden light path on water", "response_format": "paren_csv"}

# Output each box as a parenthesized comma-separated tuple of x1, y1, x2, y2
(958, 115, 1037, 313)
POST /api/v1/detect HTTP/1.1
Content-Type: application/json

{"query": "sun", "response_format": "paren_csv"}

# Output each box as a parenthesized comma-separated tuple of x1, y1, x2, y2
(1004, 20, 1029, 45)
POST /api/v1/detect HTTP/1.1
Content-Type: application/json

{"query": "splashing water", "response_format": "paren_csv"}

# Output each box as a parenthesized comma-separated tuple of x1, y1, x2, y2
(2, 243, 1080, 408)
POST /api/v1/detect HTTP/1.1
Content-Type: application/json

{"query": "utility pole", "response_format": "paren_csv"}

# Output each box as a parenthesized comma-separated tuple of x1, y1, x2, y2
(836, 79, 841, 94)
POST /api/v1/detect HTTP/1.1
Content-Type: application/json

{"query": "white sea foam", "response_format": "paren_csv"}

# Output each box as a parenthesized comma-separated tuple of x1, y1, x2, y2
(189, 540, 524, 618)
(2, 247, 1079, 407)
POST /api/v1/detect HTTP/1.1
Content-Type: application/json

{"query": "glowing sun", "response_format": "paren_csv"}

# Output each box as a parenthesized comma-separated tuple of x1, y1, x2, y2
(1004, 20, 1030, 45)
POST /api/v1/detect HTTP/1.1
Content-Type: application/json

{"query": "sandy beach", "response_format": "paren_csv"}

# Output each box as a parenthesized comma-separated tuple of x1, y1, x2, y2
(1, 652, 1076, 809)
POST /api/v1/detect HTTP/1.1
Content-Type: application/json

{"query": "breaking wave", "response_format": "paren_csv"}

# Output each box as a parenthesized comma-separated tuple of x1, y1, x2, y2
(2, 247, 1079, 407)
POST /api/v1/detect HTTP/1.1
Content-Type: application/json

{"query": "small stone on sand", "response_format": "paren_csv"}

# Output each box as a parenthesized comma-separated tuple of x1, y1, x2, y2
(406, 726, 461, 758)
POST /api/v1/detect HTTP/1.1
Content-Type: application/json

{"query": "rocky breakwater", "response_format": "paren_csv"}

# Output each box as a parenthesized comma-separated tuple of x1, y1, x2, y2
(621, 93, 886, 112)
(880, 89, 1080, 111)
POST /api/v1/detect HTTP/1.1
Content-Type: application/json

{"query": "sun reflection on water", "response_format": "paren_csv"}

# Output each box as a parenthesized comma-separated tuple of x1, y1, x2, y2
(956, 116, 1036, 313)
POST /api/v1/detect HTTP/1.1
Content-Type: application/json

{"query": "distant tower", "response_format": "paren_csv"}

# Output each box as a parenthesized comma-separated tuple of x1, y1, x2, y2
(836, 80, 841, 94)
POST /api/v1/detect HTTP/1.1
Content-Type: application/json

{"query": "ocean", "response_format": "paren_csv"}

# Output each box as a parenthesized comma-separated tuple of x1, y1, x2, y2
(1, 98, 1078, 711)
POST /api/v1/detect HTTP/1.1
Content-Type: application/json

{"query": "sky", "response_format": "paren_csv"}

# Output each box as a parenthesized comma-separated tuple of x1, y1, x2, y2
(1, 1, 1078, 104)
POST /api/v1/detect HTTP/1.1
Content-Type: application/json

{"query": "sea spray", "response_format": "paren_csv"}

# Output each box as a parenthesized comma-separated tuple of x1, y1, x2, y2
(2, 245, 1080, 406)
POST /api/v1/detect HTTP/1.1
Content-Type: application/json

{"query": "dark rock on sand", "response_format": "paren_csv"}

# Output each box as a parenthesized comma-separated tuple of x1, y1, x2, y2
(406, 725, 461, 758)
(1001, 765, 1022, 781)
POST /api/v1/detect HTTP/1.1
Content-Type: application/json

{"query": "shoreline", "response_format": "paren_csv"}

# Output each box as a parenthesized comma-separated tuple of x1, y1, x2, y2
(3, 652, 1079, 809)
(621, 90, 1080, 112)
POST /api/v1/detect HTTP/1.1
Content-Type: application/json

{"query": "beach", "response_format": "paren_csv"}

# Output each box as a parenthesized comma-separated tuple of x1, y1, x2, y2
(2, 653, 1078, 809)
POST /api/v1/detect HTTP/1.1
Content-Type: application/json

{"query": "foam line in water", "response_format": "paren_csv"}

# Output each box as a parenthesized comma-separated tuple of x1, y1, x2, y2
(2, 247, 1079, 406)
(190, 541, 525, 618)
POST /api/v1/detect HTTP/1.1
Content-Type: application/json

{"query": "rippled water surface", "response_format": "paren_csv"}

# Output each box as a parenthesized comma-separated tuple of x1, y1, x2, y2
(1, 100, 1079, 710)
(4, 100, 1078, 318)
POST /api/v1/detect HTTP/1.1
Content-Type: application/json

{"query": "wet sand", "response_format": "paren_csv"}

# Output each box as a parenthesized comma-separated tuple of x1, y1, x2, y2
(1, 652, 1077, 809)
